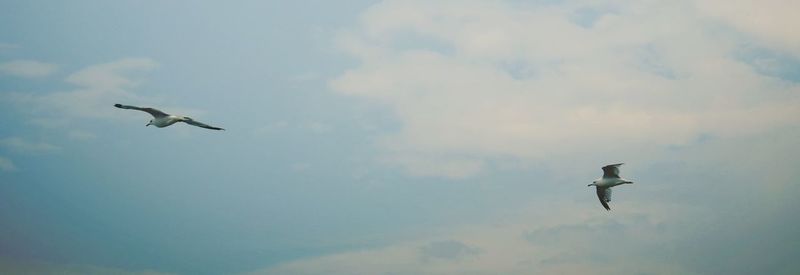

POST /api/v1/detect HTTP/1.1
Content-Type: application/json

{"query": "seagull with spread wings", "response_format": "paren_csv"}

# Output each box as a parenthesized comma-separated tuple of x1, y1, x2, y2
(588, 163, 633, 211)
(114, 104, 224, 131)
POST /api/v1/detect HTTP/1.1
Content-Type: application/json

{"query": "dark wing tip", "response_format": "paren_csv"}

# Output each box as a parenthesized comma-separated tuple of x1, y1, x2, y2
(596, 187, 612, 211)
(114, 103, 122, 108)
(600, 198, 611, 211)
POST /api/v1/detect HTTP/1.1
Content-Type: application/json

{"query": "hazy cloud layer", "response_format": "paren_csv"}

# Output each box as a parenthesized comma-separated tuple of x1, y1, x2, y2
(695, 0, 800, 57)
(0, 42, 20, 51)
(0, 137, 60, 154)
(251, 169, 800, 275)
(419, 240, 482, 262)
(330, 0, 800, 178)
(0, 258, 174, 275)
(247, 1, 800, 274)
(248, 200, 705, 275)
(1, 1, 798, 274)
(0, 60, 57, 78)
(0, 156, 16, 172)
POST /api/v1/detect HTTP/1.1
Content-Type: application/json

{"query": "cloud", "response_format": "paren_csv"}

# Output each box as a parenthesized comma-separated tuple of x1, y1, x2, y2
(0, 156, 17, 172)
(419, 240, 482, 262)
(0, 258, 175, 275)
(304, 122, 333, 134)
(329, 0, 800, 178)
(289, 72, 320, 83)
(3, 58, 161, 123)
(67, 130, 97, 141)
(0, 42, 20, 52)
(66, 58, 157, 91)
(246, 173, 800, 275)
(260, 2, 800, 271)
(0, 137, 60, 154)
(244, 201, 704, 275)
(0, 60, 58, 78)
(695, 0, 800, 57)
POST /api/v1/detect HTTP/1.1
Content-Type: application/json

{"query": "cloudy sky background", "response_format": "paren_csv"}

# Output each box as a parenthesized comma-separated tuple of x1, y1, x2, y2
(1, 0, 799, 274)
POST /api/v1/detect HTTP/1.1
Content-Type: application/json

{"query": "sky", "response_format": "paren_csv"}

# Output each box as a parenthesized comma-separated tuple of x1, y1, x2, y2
(0, 0, 799, 274)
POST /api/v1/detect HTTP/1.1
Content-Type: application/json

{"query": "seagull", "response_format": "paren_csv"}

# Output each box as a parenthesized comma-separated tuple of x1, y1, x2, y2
(588, 163, 633, 211)
(114, 104, 224, 130)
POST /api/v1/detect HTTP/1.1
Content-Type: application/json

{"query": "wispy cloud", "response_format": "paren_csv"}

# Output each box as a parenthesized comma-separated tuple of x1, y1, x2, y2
(67, 130, 97, 141)
(0, 258, 175, 275)
(0, 42, 20, 52)
(330, 0, 800, 178)
(66, 58, 157, 91)
(246, 201, 704, 275)
(3, 58, 161, 124)
(0, 156, 17, 172)
(419, 240, 482, 262)
(0, 137, 60, 154)
(248, 182, 800, 275)
(0, 60, 58, 78)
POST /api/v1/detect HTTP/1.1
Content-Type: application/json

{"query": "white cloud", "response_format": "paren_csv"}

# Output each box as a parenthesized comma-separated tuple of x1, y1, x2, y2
(246, 201, 707, 275)
(3, 58, 162, 123)
(0, 60, 58, 78)
(0, 156, 17, 172)
(330, 0, 800, 178)
(244, 123, 800, 274)
(66, 58, 157, 91)
(0, 137, 60, 153)
(695, 0, 800, 57)
(248, 141, 800, 274)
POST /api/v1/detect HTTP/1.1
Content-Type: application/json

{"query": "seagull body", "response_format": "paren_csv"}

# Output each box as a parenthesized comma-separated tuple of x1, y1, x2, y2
(114, 104, 224, 130)
(588, 163, 633, 211)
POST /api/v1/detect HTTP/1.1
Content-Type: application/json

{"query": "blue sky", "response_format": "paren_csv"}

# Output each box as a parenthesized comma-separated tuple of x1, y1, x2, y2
(1, 1, 799, 274)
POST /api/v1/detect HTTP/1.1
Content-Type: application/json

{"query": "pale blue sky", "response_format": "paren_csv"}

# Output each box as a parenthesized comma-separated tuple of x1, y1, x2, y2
(1, 1, 799, 274)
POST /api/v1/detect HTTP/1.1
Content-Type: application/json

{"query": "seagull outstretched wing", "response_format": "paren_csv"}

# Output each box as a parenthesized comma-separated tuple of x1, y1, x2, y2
(182, 117, 224, 131)
(596, 187, 611, 211)
(114, 104, 169, 118)
(602, 163, 624, 178)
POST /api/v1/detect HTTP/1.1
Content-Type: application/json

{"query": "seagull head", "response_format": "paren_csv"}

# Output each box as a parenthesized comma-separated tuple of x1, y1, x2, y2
(588, 181, 597, 187)
(146, 119, 152, 127)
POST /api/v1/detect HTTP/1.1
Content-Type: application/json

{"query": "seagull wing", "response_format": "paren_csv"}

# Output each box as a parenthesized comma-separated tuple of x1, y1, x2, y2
(182, 117, 224, 131)
(114, 104, 169, 118)
(602, 163, 624, 178)
(596, 187, 611, 211)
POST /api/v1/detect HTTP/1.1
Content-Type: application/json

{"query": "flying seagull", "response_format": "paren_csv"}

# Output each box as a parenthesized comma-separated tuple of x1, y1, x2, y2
(114, 104, 224, 130)
(588, 163, 633, 211)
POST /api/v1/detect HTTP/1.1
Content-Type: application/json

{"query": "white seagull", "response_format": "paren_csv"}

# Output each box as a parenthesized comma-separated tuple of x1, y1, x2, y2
(114, 104, 224, 131)
(588, 163, 633, 211)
